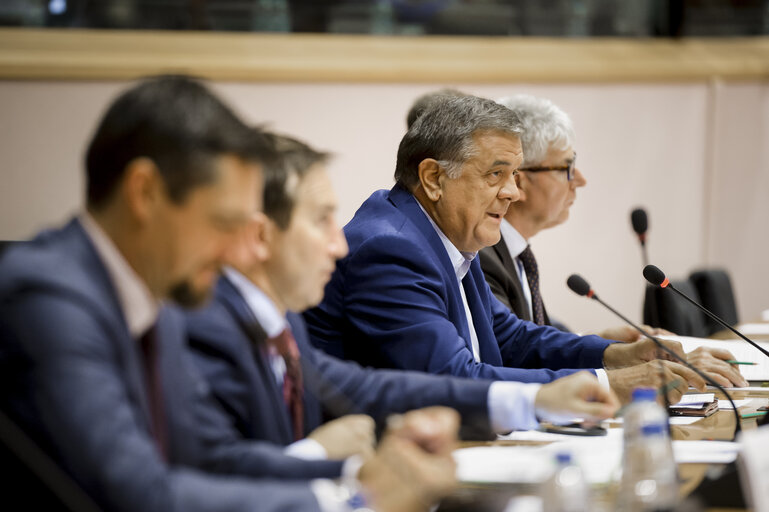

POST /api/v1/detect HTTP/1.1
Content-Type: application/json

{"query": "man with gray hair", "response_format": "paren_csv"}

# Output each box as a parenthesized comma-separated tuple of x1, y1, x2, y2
(306, 95, 708, 404)
(479, 93, 747, 388)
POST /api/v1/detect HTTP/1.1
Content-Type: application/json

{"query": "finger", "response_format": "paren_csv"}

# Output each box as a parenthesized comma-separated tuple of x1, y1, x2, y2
(698, 347, 736, 361)
(573, 400, 619, 421)
(665, 361, 707, 391)
(660, 339, 685, 359)
(703, 359, 748, 387)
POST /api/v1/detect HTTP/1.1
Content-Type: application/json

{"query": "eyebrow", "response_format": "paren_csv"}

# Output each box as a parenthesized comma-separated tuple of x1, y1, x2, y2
(491, 160, 513, 167)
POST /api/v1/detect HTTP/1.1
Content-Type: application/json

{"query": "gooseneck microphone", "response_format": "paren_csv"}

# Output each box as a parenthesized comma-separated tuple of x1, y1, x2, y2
(643, 264, 769, 360)
(567, 274, 741, 440)
(630, 208, 649, 267)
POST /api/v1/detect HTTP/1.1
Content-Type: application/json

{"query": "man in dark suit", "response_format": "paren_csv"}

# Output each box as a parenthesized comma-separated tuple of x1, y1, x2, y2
(185, 133, 619, 460)
(305, 94, 711, 404)
(0, 76, 463, 512)
(479, 93, 746, 388)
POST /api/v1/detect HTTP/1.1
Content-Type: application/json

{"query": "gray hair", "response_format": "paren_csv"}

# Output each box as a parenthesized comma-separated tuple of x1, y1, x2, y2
(495, 94, 575, 167)
(395, 95, 523, 190)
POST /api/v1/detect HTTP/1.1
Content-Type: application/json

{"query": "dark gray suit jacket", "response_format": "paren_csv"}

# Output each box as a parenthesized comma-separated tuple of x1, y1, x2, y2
(478, 237, 551, 325)
(0, 218, 335, 512)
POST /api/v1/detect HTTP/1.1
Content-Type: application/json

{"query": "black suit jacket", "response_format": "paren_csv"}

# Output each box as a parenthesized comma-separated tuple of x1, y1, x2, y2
(478, 237, 551, 326)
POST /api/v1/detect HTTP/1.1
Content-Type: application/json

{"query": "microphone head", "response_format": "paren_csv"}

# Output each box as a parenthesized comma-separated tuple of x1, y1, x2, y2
(566, 274, 592, 297)
(643, 265, 668, 287)
(631, 208, 648, 235)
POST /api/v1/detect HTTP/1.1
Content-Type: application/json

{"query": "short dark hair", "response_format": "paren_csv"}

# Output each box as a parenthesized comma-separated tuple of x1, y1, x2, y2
(262, 133, 330, 230)
(406, 88, 470, 129)
(395, 95, 523, 190)
(86, 75, 266, 209)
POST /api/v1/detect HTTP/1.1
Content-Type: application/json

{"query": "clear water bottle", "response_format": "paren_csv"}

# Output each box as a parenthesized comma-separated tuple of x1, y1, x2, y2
(618, 388, 678, 512)
(542, 451, 588, 512)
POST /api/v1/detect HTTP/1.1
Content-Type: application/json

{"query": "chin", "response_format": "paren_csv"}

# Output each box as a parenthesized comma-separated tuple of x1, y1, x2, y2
(169, 281, 213, 308)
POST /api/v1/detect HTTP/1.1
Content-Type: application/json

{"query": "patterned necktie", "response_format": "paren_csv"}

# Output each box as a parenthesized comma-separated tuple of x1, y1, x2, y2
(518, 245, 546, 325)
(266, 328, 304, 441)
(139, 326, 168, 459)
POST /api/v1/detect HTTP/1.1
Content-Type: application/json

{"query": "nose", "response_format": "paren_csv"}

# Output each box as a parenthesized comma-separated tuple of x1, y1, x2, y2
(330, 225, 349, 260)
(499, 171, 521, 202)
(572, 167, 587, 188)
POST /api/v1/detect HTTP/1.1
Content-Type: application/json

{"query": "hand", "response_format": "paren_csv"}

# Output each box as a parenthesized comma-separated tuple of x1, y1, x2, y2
(602, 337, 685, 368)
(686, 346, 748, 388)
(358, 407, 459, 512)
(597, 325, 674, 343)
(607, 360, 707, 405)
(307, 414, 375, 460)
(535, 371, 620, 423)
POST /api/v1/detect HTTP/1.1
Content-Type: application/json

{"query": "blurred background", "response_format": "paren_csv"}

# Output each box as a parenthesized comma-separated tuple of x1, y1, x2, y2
(0, 0, 767, 335)
(1, 0, 768, 36)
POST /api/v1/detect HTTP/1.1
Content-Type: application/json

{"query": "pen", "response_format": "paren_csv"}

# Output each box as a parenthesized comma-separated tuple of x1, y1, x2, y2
(726, 360, 757, 365)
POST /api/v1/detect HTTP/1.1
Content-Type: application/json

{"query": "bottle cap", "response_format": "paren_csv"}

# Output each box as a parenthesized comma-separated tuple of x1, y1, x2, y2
(632, 387, 657, 402)
(555, 452, 572, 464)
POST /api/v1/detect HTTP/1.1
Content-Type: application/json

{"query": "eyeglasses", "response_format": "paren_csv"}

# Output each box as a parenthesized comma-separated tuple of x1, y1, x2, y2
(519, 153, 576, 181)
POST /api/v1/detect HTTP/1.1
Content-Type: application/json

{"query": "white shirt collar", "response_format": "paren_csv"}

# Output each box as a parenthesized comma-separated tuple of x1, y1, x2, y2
(79, 212, 158, 339)
(223, 267, 287, 338)
(415, 202, 475, 280)
(500, 219, 529, 259)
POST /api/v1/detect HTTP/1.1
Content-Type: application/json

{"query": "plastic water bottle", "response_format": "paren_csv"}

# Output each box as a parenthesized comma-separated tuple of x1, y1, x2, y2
(618, 388, 678, 512)
(542, 451, 588, 512)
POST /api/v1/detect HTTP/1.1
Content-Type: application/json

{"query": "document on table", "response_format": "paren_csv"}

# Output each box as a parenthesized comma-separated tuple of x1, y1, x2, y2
(455, 430, 740, 486)
(660, 335, 769, 381)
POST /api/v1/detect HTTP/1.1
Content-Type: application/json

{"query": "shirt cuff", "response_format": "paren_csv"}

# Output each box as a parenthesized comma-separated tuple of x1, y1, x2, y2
(595, 368, 610, 390)
(285, 438, 328, 460)
(488, 381, 541, 433)
(309, 479, 352, 512)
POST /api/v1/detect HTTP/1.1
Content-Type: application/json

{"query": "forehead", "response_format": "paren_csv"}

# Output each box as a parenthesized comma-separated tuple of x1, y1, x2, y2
(294, 164, 335, 208)
(540, 145, 575, 165)
(469, 131, 523, 161)
(201, 154, 262, 210)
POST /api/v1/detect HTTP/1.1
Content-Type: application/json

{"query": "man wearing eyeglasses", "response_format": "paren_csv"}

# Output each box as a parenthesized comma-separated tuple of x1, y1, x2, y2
(479, 94, 747, 390)
(305, 94, 718, 404)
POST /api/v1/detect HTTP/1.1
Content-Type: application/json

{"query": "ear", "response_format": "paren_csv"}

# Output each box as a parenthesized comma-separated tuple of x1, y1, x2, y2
(222, 212, 273, 270)
(122, 157, 163, 224)
(417, 158, 444, 202)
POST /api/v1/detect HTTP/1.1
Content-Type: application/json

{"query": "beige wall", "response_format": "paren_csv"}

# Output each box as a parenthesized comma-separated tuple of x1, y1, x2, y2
(0, 79, 765, 331)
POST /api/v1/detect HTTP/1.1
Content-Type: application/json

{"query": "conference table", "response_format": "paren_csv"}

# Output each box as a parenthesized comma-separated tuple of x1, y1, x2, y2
(441, 317, 769, 512)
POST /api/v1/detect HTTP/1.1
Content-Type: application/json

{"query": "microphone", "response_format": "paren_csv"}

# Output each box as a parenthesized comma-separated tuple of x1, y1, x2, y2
(643, 264, 769, 360)
(630, 208, 649, 267)
(567, 273, 741, 440)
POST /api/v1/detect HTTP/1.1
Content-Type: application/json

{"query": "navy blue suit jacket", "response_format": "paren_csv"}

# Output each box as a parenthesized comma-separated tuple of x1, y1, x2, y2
(0, 219, 339, 512)
(305, 185, 613, 383)
(185, 276, 495, 446)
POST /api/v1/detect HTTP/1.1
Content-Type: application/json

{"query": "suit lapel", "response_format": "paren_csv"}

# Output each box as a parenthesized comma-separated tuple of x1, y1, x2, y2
(216, 278, 294, 444)
(492, 237, 531, 321)
(388, 185, 474, 347)
(462, 262, 503, 365)
(69, 220, 157, 437)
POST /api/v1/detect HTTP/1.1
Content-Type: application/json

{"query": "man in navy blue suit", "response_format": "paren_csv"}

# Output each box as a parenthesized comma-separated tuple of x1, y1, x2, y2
(305, 95, 708, 404)
(0, 76, 466, 512)
(185, 133, 619, 461)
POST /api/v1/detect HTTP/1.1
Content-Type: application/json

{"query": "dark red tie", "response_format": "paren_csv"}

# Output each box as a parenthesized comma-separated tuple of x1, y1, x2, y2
(139, 326, 168, 459)
(519, 245, 546, 325)
(267, 328, 304, 441)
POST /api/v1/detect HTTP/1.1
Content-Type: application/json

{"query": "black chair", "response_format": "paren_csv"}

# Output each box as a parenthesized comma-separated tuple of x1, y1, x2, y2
(690, 269, 739, 335)
(644, 278, 709, 337)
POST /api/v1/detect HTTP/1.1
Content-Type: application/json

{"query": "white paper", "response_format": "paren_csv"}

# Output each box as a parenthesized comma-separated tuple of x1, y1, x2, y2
(673, 393, 715, 408)
(672, 440, 740, 464)
(738, 323, 769, 336)
(716, 398, 754, 410)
